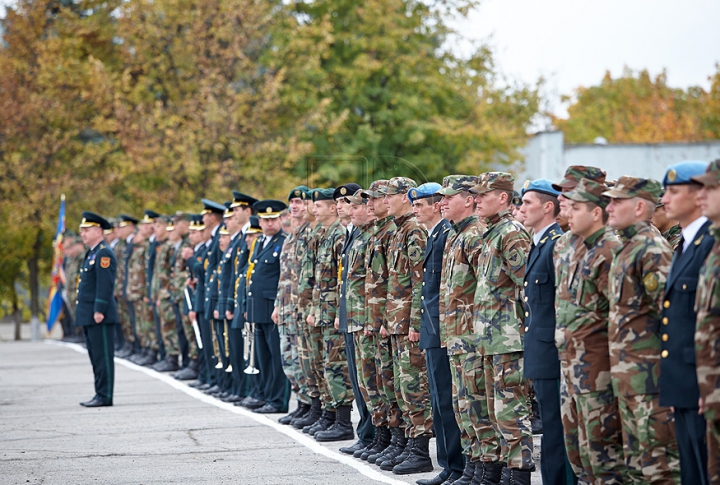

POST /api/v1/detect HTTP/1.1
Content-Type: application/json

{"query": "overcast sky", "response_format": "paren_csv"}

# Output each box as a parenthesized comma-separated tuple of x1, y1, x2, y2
(451, 0, 720, 116)
(2, 0, 719, 117)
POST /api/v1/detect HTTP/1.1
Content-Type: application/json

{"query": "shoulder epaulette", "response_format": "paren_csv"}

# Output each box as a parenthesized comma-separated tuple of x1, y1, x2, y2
(696, 234, 705, 245)
(540, 236, 548, 244)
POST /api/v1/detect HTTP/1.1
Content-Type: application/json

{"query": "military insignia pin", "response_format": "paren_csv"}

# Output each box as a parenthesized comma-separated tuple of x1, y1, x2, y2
(340, 187, 347, 195)
(643, 273, 658, 292)
(100, 257, 110, 268)
(523, 180, 530, 189)
(667, 169, 677, 183)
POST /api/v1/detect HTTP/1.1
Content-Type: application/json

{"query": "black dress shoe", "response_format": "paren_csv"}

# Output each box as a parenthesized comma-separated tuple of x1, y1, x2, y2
(221, 394, 243, 403)
(204, 385, 222, 395)
(239, 397, 266, 409)
(80, 397, 112, 407)
(254, 403, 282, 414)
(416, 473, 449, 485)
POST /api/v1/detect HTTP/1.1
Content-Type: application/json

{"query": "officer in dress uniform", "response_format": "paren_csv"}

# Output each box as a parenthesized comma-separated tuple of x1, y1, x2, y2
(246, 199, 291, 413)
(520, 179, 576, 485)
(658, 161, 713, 485)
(76, 212, 119, 408)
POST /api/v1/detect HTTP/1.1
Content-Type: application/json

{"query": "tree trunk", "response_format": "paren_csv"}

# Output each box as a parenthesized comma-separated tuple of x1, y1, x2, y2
(28, 228, 43, 320)
(12, 285, 21, 341)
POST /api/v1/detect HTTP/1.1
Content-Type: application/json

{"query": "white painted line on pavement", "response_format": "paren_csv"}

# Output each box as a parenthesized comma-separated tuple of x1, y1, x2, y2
(47, 340, 408, 485)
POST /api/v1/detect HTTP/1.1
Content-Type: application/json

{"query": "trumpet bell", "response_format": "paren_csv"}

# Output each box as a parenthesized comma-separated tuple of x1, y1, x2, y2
(244, 366, 259, 375)
(215, 361, 224, 369)
(225, 364, 233, 373)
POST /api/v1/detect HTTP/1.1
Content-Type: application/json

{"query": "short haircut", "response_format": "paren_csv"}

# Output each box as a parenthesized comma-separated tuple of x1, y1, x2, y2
(498, 190, 514, 206)
(583, 201, 609, 224)
(535, 192, 560, 217)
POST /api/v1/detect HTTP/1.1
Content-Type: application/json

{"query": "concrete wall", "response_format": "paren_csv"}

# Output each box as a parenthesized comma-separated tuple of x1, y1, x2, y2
(516, 131, 720, 184)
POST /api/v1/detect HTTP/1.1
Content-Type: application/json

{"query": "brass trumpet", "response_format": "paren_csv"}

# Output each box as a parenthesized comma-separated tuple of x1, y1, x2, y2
(244, 321, 259, 375)
(224, 320, 233, 373)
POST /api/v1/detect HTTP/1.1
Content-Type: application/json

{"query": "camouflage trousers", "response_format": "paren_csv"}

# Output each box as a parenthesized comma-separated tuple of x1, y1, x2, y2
(560, 375, 625, 484)
(116, 296, 134, 343)
(376, 334, 403, 429)
(449, 352, 500, 462)
(707, 418, 720, 485)
(158, 298, 180, 356)
(390, 334, 433, 438)
(322, 326, 354, 407)
(130, 299, 155, 349)
(179, 309, 197, 359)
(483, 352, 534, 469)
(617, 393, 680, 484)
(354, 331, 389, 426)
(278, 322, 312, 405)
(298, 321, 329, 406)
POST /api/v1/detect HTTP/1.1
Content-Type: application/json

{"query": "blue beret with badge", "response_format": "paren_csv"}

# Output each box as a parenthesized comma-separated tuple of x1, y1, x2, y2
(408, 182, 442, 203)
(663, 160, 709, 187)
(521, 178, 561, 198)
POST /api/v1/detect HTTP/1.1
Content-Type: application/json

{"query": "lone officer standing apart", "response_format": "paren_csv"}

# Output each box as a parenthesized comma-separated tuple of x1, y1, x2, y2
(77, 212, 119, 408)
(658, 161, 713, 485)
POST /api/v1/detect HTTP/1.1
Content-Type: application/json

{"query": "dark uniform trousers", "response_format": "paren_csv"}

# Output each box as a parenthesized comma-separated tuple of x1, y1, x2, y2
(523, 223, 576, 485)
(339, 226, 373, 445)
(84, 324, 115, 403)
(659, 221, 714, 485)
(246, 232, 290, 411)
(421, 220, 463, 479)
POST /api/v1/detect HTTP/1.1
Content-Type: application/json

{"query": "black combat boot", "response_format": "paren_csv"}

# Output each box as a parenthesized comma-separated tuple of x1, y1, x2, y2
(315, 405, 354, 442)
(305, 409, 335, 435)
(499, 468, 531, 485)
(370, 427, 398, 464)
(174, 359, 199, 380)
(377, 432, 407, 468)
(381, 435, 412, 471)
(153, 355, 179, 372)
(530, 396, 542, 435)
(471, 461, 505, 485)
(279, 401, 310, 425)
(128, 347, 148, 364)
(292, 397, 321, 429)
(451, 456, 476, 485)
(358, 426, 390, 460)
(391, 434, 434, 475)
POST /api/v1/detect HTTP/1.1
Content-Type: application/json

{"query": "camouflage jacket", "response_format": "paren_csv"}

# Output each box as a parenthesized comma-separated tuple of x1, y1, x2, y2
(555, 227, 620, 394)
(365, 215, 397, 332)
(608, 221, 672, 397)
(169, 238, 190, 303)
(554, 231, 584, 314)
(695, 225, 720, 417)
(297, 223, 324, 319)
(345, 221, 374, 333)
(64, 252, 84, 308)
(662, 224, 682, 251)
(473, 210, 531, 355)
(275, 224, 301, 327)
(441, 215, 485, 355)
(311, 219, 346, 326)
(113, 239, 127, 299)
(126, 240, 149, 302)
(386, 213, 427, 335)
(151, 239, 174, 301)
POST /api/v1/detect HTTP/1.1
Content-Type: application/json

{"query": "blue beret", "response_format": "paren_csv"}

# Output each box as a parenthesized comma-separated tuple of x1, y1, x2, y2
(408, 182, 442, 203)
(663, 161, 709, 187)
(521, 178, 561, 198)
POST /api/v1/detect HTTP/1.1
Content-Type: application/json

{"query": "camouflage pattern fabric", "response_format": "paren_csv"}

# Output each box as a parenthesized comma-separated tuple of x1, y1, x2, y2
(474, 210, 533, 470)
(64, 252, 84, 323)
(127, 240, 155, 348)
(608, 220, 679, 483)
(153, 240, 179, 355)
(662, 225, 682, 251)
(555, 226, 624, 483)
(695, 226, 720, 483)
(170, 238, 195, 358)
(113, 238, 131, 342)
(345, 221, 373, 333)
(355, 331, 388, 426)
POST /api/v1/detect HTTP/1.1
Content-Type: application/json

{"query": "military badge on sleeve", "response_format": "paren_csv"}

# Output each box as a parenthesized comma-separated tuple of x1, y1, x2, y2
(643, 273, 658, 292)
(100, 257, 111, 268)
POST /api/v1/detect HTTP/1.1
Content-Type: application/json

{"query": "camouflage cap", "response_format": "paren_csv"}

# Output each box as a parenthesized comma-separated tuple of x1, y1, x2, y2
(346, 189, 368, 205)
(378, 177, 417, 195)
(565, 178, 610, 209)
(437, 175, 479, 196)
(691, 159, 720, 188)
(471, 172, 515, 194)
(552, 165, 607, 191)
(362, 179, 389, 198)
(602, 176, 663, 204)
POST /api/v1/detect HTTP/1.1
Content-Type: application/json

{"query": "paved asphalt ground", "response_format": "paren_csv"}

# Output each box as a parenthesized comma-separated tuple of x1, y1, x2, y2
(0, 335, 543, 485)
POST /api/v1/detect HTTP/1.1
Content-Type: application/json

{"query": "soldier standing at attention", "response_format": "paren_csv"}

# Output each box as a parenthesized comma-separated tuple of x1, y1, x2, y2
(152, 216, 179, 371)
(412, 181, 464, 485)
(603, 176, 681, 483)
(560, 179, 625, 484)
(61, 232, 86, 342)
(114, 215, 138, 357)
(127, 213, 155, 366)
(308, 188, 355, 441)
(658, 161, 713, 485)
(519, 179, 576, 485)
(439, 175, 494, 485)
(691, 159, 720, 484)
(246, 199, 290, 414)
(76, 212, 118, 408)
(472, 172, 534, 485)
(380, 177, 433, 476)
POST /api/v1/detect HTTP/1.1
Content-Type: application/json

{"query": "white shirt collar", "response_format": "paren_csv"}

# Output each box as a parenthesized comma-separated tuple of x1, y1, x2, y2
(211, 224, 220, 237)
(533, 223, 554, 246)
(194, 242, 205, 251)
(109, 238, 119, 248)
(149, 234, 156, 242)
(682, 216, 708, 252)
(126, 234, 134, 244)
(231, 231, 241, 240)
(241, 221, 251, 235)
(427, 219, 443, 237)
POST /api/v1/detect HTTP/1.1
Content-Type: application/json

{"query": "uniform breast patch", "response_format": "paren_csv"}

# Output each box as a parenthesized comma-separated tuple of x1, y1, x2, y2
(100, 257, 110, 268)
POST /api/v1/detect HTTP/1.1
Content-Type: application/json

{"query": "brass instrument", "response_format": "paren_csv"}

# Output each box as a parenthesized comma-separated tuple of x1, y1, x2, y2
(213, 320, 223, 369)
(244, 322, 259, 375)
(224, 320, 233, 373)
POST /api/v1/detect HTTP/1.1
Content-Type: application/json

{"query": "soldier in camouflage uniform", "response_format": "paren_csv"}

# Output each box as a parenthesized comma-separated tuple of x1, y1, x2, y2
(167, 213, 195, 373)
(113, 215, 138, 356)
(362, 180, 405, 466)
(151, 216, 181, 372)
(126, 222, 155, 365)
(471, 172, 534, 484)
(378, 177, 433, 475)
(561, 178, 625, 484)
(691, 160, 720, 484)
(307, 188, 355, 442)
(603, 176, 680, 484)
(61, 232, 86, 342)
(651, 196, 682, 250)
